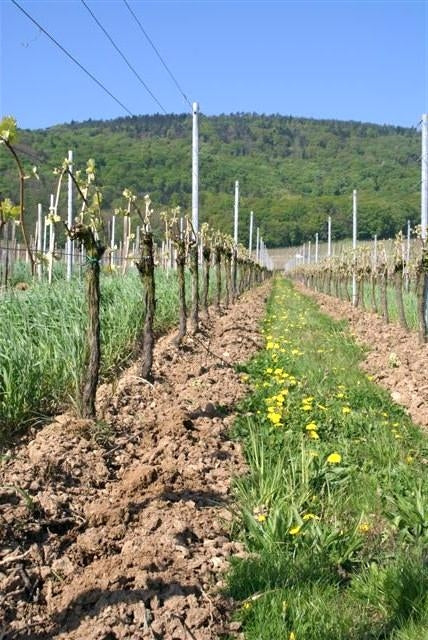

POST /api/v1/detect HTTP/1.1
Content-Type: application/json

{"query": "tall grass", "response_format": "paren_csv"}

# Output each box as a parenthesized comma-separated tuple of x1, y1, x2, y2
(0, 270, 182, 441)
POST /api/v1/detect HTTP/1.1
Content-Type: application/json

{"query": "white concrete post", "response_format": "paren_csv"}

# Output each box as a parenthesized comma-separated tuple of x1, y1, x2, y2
(110, 214, 116, 268)
(422, 114, 428, 240)
(66, 150, 73, 280)
(48, 194, 55, 285)
(192, 101, 199, 237)
(249, 210, 253, 257)
(352, 189, 357, 306)
(234, 180, 239, 244)
(37, 203, 43, 281)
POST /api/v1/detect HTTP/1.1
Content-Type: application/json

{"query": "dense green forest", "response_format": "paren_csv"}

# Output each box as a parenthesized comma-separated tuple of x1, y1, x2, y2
(0, 113, 420, 247)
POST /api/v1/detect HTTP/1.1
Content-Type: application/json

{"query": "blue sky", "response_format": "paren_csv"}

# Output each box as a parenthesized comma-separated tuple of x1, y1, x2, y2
(1, 0, 427, 130)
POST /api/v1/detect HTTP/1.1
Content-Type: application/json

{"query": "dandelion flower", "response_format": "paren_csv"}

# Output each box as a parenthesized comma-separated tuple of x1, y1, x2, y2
(305, 422, 318, 431)
(358, 522, 370, 533)
(289, 525, 301, 535)
(268, 412, 282, 425)
(326, 452, 341, 464)
(256, 514, 267, 523)
(302, 513, 319, 521)
(342, 406, 351, 414)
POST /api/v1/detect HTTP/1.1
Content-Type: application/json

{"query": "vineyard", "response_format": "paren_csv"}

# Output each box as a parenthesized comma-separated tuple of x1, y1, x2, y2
(1, 115, 428, 640)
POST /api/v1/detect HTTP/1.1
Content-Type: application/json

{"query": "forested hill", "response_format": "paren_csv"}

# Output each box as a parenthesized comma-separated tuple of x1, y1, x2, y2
(0, 113, 420, 247)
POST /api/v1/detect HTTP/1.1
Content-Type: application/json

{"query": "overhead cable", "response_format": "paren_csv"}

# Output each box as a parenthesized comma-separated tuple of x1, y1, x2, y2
(11, 0, 134, 117)
(123, 0, 192, 111)
(81, 0, 167, 114)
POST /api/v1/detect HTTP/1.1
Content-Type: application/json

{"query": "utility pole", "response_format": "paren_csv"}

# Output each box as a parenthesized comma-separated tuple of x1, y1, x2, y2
(315, 233, 319, 263)
(352, 189, 357, 306)
(422, 114, 428, 240)
(249, 210, 253, 257)
(192, 101, 199, 237)
(327, 216, 332, 258)
(66, 149, 73, 280)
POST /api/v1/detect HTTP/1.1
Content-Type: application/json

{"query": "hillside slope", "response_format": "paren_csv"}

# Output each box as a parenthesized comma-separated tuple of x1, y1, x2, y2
(0, 113, 420, 247)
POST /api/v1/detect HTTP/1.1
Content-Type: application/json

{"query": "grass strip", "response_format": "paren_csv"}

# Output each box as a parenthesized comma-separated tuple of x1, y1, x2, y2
(228, 277, 428, 640)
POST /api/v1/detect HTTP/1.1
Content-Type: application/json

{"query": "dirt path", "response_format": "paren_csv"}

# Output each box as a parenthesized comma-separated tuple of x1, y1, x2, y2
(1, 284, 269, 640)
(296, 283, 428, 429)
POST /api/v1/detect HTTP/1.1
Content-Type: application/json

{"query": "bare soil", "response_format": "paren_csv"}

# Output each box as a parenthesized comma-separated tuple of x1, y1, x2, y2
(296, 284, 428, 429)
(0, 283, 269, 640)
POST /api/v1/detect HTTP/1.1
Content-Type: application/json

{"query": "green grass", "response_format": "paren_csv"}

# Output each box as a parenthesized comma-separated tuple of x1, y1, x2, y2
(0, 269, 184, 441)
(0, 261, 231, 443)
(228, 277, 428, 639)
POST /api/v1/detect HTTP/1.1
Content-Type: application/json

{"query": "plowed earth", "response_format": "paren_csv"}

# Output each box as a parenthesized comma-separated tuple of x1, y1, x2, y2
(1, 284, 269, 640)
(297, 284, 428, 429)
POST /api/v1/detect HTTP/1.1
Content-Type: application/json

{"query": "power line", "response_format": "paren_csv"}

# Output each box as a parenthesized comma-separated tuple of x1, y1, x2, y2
(81, 0, 167, 114)
(123, 0, 192, 111)
(11, 0, 134, 117)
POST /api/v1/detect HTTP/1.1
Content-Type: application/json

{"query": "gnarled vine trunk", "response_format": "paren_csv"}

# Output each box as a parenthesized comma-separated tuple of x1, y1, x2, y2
(175, 240, 187, 346)
(80, 239, 105, 418)
(137, 231, 156, 380)
(189, 242, 199, 334)
(215, 246, 222, 312)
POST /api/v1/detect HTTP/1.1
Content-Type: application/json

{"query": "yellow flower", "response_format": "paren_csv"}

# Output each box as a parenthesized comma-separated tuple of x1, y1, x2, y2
(336, 392, 344, 398)
(243, 601, 252, 610)
(268, 412, 282, 425)
(266, 341, 274, 350)
(326, 452, 341, 464)
(308, 430, 320, 440)
(358, 522, 370, 533)
(256, 514, 267, 523)
(289, 525, 301, 535)
(289, 632, 296, 640)
(342, 406, 351, 414)
(406, 455, 414, 464)
(305, 422, 318, 431)
(302, 513, 319, 521)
